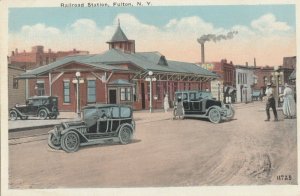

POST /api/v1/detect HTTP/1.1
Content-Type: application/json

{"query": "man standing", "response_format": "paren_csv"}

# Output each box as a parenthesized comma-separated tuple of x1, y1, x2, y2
(265, 83, 278, 121)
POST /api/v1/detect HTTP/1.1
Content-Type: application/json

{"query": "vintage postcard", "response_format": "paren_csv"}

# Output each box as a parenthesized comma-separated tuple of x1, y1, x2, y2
(1, 0, 299, 195)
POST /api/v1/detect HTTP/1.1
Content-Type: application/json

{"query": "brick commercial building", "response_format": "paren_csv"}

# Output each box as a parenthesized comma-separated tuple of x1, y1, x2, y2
(252, 65, 274, 95)
(252, 56, 296, 99)
(9, 45, 89, 70)
(17, 23, 217, 111)
(199, 59, 236, 103)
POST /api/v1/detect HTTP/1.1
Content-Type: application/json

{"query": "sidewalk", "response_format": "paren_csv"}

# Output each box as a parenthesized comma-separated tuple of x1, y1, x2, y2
(8, 110, 173, 131)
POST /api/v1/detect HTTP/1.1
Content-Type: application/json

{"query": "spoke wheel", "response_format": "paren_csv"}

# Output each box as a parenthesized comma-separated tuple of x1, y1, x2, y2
(48, 133, 61, 150)
(38, 109, 48, 120)
(49, 115, 57, 119)
(226, 106, 235, 120)
(9, 110, 18, 120)
(20, 116, 28, 120)
(119, 126, 132, 144)
(208, 108, 221, 124)
(173, 108, 177, 120)
(61, 131, 80, 153)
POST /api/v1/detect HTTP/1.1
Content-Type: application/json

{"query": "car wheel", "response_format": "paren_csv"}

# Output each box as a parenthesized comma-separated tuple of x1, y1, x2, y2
(61, 131, 80, 153)
(49, 115, 57, 119)
(173, 108, 177, 120)
(20, 116, 28, 120)
(48, 133, 61, 150)
(226, 107, 235, 120)
(9, 110, 18, 120)
(119, 126, 132, 144)
(208, 108, 221, 124)
(38, 109, 48, 120)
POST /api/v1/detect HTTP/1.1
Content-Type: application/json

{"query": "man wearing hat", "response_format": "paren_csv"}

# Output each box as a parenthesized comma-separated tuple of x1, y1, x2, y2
(265, 82, 278, 121)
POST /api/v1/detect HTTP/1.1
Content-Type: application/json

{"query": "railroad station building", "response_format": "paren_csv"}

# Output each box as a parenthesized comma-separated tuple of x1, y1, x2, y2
(18, 23, 217, 111)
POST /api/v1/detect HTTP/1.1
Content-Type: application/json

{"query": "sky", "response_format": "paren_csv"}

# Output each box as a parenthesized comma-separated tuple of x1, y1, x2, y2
(8, 4, 296, 66)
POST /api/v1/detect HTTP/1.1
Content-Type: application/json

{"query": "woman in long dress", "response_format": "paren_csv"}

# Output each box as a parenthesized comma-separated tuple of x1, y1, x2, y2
(280, 83, 296, 118)
(164, 94, 170, 112)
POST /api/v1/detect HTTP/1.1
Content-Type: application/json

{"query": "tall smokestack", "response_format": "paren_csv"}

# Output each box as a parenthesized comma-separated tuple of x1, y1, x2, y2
(254, 58, 256, 67)
(201, 43, 205, 64)
(197, 30, 238, 65)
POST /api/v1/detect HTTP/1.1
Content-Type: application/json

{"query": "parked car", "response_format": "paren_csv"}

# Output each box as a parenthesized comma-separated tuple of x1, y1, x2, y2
(48, 104, 135, 153)
(9, 96, 59, 120)
(173, 91, 234, 123)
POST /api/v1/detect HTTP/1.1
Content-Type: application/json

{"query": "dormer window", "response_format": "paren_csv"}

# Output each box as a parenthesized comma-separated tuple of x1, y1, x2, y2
(158, 56, 168, 66)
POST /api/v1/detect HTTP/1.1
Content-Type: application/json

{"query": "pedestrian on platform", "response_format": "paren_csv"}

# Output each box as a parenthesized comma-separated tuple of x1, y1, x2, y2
(164, 94, 170, 112)
(280, 83, 296, 119)
(265, 83, 278, 122)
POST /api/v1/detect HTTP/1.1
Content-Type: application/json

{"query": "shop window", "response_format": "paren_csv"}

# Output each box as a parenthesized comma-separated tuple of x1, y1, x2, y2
(87, 80, 96, 103)
(13, 76, 18, 89)
(63, 81, 70, 103)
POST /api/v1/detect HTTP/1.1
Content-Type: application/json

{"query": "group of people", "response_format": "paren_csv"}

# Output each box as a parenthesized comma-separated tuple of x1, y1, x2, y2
(265, 83, 296, 122)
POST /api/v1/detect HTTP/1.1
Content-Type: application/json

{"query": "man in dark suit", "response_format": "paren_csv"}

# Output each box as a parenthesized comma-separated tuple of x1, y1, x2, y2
(265, 83, 278, 121)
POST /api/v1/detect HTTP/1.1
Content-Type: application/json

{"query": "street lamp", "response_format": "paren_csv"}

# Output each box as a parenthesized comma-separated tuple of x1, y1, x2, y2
(244, 84, 248, 104)
(34, 84, 38, 96)
(217, 81, 220, 101)
(75, 71, 81, 118)
(273, 71, 283, 107)
(145, 71, 156, 113)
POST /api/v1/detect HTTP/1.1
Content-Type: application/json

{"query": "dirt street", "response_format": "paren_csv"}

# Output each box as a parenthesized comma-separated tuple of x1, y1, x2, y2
(9, 102, 297, 188)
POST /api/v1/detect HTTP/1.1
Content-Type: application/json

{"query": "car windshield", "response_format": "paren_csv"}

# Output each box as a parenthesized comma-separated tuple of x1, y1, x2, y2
(83, 108, 98, 120)
(197, 92, 213, 99)
(120, 107, 131, 118)
(50, 97, 58, 104)
(99, 107, 110, 118)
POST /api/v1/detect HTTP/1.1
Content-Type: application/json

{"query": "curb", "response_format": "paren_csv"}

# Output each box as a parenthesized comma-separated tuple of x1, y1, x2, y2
(9, 117, 172, 132)
(9, 124, 58, 132)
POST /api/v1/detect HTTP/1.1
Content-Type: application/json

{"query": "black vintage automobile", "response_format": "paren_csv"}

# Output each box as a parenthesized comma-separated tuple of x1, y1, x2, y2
(48, 104, 135, 153)
(9, 96, 59, 120)
(173, 91, 234, 123)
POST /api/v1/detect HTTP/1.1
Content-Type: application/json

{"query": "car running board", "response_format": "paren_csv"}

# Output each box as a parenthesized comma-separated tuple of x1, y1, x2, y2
(80, 137, 120, 146)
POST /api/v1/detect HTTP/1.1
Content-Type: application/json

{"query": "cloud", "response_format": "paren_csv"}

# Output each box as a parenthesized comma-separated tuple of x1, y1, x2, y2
(21, 23, 61, 35)
(251, 13, 291, 33)
(8, 13, 295, 66)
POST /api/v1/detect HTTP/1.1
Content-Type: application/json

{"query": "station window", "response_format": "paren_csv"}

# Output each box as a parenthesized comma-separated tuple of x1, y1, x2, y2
(87, 80, 96, 103)
(36, 81, 45, 96)
(120, 87, 131, 101)
(63, 81, 70, 103)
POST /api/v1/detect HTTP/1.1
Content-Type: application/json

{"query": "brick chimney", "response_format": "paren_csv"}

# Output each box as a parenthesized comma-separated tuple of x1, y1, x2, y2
(254, 58, 256, 67)
(245, 62, 248, 67)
